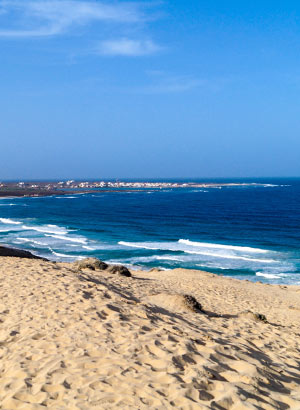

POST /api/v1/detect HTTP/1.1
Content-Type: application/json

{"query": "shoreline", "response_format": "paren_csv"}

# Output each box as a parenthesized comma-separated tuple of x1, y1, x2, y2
(0, 242, 298, 289)
(0, 254, 299, 408)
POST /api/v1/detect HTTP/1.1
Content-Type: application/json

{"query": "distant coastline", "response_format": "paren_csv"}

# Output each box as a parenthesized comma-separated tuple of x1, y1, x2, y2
(0, 180, 280, 198)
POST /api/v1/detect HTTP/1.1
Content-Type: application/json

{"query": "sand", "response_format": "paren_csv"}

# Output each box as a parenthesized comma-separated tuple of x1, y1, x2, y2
(0, 257, 300, 409)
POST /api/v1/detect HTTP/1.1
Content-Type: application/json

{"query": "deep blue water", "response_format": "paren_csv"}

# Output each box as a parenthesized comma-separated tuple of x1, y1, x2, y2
(0, 178, 299, 285)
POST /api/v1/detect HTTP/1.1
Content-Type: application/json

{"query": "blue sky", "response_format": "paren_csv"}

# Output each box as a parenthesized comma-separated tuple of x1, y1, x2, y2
(0, 0, 299, 179)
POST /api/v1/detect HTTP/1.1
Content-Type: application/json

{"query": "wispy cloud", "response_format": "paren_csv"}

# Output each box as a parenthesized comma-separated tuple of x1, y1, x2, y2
(97, 38, 161, 56)
(0, 0, 145, 38)
(142, 73, 204, 93)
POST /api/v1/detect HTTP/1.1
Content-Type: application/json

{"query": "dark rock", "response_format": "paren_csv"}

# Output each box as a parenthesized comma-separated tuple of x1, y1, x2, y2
(106, 265, 132, 277)
(0, 245, 46, 260)
(183, 295, 203, 312)
(254, 312, 268, 323)
(74, 258, 108, 271)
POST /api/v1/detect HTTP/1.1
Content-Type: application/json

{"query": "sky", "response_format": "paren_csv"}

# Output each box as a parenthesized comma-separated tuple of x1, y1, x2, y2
(0, 0, 300, 180)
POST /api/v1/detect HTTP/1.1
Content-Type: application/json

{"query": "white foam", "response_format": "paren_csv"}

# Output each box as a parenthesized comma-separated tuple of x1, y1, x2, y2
(0, 218, 21, 225)
(21, 224, 70, 235)
(256, 272, 282, 279)
(119, 239, 270, 257)
(16, 237, 32, 242)
(156, 255, 185, 262)
(117, 254, 189, 265)
(184, 250, 275, 263)
(46, 234, 87, 244)
(261, 184, 290, 188)
(196, 264, 228, 270)
(0, 203, 16, 206)
(116, 256, 158, 264)
(118, 239, 289, 275)
(179, 239, 268, 254)
(119, 241, 159, 250)
(55, 196, 77, 199)
(16, 237, 45, 246)
(50, 250, 76, 259)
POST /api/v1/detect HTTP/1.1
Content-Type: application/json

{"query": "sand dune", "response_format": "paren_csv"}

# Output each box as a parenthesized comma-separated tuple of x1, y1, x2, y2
(0, 257, 300, 409)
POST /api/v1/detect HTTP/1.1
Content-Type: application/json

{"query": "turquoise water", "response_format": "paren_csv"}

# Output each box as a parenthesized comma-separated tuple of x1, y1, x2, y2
(0, 178, 299, 285)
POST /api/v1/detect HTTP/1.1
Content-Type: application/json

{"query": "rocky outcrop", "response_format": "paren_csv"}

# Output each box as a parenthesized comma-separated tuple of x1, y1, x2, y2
(74, 258, 132, 277)
(106, 265, 132, 277)
(144, 293, 203, 314)
(74, 258, 108, 271)
(0, 245, 47, 260)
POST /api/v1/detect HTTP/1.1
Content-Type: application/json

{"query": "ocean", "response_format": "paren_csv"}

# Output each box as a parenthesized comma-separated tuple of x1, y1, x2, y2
(0, 178, 299, 285)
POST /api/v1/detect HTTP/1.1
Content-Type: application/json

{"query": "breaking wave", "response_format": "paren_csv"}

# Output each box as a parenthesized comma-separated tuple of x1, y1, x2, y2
(0, 218, 21, 225)
(256, 272, 282, 279)
(118, 238, 295, 278)
(45, 234, 87, 244)
(49, 249, 78, 259)
(21, 224, 70, 235)
(178, 239, 268, 254)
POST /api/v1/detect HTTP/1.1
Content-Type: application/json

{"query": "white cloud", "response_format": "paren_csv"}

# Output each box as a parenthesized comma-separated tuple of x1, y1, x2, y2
(143, 74, 204, 93)
(0, 0, 145, 37)
(97, 38, 160, 56)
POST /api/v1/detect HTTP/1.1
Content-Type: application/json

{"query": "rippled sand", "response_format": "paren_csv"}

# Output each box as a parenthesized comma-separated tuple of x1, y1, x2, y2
(0, 257, 300, 409)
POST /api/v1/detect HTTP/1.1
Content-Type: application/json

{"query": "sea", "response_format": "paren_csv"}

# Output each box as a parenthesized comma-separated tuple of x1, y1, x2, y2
(0, 178, 299, 285)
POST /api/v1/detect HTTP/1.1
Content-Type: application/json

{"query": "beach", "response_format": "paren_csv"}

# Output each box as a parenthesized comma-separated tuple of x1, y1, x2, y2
(0, 256, 300, 409)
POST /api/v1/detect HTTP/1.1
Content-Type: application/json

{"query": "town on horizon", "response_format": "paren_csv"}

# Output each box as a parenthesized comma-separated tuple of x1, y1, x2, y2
(0, 179, 281, 197)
